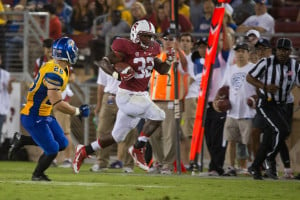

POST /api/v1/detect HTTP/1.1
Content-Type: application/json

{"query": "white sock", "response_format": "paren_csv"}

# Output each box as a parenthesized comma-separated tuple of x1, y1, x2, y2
(138, 136, 148, 143)
(91, 140, 101, 151)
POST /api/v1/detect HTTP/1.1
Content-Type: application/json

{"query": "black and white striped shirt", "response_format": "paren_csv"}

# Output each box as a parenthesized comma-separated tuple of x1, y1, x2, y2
(248, 55, 300, 103)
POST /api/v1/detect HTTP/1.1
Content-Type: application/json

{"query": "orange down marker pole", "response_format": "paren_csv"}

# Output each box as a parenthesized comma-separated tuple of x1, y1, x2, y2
(189, 2, 227, 162)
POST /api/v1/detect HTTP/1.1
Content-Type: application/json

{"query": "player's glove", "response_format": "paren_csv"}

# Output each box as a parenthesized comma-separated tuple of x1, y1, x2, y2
(166, 48, 175, 65)
(119, 66, 135, 81)
(79, 104, 90, 117)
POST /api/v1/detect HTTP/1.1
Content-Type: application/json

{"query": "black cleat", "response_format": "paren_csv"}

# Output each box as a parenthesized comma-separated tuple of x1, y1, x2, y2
(248, 166, 263, 180)
(32, 173, 51, 181)
(264, 160, 278, 180)
(187, 161, 200, 172)
(8, 132, 22, 160)
(265, 169, 278, 180)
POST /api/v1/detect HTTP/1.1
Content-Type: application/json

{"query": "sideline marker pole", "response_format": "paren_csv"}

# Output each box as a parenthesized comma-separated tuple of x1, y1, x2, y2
(189, 2, 227, 166)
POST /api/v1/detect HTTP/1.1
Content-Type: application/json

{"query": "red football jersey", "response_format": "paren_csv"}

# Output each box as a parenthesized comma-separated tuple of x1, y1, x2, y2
(111, 38, 161, 92)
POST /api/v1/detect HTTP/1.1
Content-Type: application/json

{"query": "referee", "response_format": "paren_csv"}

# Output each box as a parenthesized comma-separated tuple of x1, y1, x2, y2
(246, 38, 300, 180)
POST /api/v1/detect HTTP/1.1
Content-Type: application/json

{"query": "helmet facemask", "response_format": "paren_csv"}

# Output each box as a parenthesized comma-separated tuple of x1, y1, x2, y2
(138, 32, 156, 49)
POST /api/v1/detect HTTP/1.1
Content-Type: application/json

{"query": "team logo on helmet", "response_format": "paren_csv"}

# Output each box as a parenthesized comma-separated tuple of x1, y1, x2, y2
(52, 37, 78, 65)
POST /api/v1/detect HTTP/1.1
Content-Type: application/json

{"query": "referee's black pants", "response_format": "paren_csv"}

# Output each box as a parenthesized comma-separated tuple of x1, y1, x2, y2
(204, 102, 227, 175)
(279, 102, 293, 168)
(252, 102, 290, 169)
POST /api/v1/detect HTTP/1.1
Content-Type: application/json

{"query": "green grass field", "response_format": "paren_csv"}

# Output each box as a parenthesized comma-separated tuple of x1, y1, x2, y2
(0, 161, 299, 200)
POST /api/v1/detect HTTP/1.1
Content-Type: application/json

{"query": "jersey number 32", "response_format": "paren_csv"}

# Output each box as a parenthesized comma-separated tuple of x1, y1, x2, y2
(134, 57, 154, 79)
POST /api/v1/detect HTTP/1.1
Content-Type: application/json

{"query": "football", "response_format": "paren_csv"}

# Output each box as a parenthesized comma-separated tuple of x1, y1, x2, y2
(215, 85, 230, 100)
(114, 62, 132, 73)
(213, 85, 231, 112)
(247, 94, 258, 108)
(213, 99, 231, 113)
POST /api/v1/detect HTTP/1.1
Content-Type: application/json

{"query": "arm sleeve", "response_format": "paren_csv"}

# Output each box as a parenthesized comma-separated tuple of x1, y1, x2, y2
(242, 16, 252, 26)
(248, 58, 267, 79)
(44, 73, 64, 87)
(258, 16, 274, 33)
(97, 68, 108, 86)
(111, 38, 129, 55)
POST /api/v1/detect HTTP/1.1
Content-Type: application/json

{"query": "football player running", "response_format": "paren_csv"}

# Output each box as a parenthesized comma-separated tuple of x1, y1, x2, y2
(73, 20, 174, 173)
(21, 37, 90, 181)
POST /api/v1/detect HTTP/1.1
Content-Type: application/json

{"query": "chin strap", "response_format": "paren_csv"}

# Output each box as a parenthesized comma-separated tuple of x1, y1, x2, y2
(140, 42, 149, 49)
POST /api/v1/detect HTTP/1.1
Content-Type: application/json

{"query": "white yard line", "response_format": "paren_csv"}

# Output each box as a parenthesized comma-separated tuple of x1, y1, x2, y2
(1, 180, 173, 188)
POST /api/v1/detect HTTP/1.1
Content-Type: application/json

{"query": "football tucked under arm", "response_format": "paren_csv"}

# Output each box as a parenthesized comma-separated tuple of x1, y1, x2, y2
(247, 94, 258, 109)
(113, 62, 135, 81)
(99, 50, 125, 76)
(213, 85, 231, 113)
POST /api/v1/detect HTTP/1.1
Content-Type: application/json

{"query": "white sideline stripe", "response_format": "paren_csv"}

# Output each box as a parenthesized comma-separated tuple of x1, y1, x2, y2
(2, 180, 173, 188)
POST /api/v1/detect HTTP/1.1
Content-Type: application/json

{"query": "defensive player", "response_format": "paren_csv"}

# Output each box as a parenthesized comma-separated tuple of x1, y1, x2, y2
(72, 20, 174, 173)
(21, 37, 90, 181)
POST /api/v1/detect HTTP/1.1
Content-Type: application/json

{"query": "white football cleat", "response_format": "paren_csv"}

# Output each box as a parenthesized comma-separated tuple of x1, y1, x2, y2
(72, 144, 87, 174)
(128, 146, 149, 171)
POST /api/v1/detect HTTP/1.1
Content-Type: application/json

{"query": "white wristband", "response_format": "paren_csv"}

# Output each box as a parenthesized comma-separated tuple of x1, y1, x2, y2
(74, 107, 80, 116)
(112, 71, 119, 80)
(166, 60, 172, 66)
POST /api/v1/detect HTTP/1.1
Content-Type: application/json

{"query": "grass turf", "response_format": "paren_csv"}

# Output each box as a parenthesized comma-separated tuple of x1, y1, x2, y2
(0, 161, 300, 200)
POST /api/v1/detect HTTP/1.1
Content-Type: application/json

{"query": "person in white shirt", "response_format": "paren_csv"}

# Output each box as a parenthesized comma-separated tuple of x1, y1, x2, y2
(195, 34, 232, 176)
(222, 42, 257, 176)
(245, 29, 260, 63)
(236, 0, 274, 39)
(0, 54, 13, 144)
(179, 33, 198, 169)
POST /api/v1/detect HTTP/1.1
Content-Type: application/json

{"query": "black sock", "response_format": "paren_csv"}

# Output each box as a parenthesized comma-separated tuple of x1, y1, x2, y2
(144, 142, 152, 164)
(21, 135, 37, 146)
(280, 142, 291, 168)
(85, 145, 94, 155)
(134, 140, 146, 149)
(33, 153, 57, 176)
